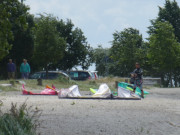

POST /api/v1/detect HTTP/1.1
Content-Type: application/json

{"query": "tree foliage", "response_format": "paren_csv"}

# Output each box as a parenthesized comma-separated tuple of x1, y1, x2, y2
(147, 0, 180, 87)
(157, 0, 180, 42)
(0, 0, 34, 78)
(110, 28, 146, 77)
(148, 21, 180, 87)
(55, 20, 92, 70)
(33, 14, 66, 76)
(0, 0, 15, 60)
(93, 45, 112, 76)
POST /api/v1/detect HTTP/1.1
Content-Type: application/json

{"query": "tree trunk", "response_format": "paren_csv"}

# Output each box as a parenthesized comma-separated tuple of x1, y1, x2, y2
(46, 65, 48, 79)
(174, 74, 177, 87)
(161, 74, 165, 87)
(169, 72, 172, 87)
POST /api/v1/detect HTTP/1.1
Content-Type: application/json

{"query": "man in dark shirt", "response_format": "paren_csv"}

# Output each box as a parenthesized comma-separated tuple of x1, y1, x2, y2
(7, 59, 16, 79)
(131, 62, 144, 98)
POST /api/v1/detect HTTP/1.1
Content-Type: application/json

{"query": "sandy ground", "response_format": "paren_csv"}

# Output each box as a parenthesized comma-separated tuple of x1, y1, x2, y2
(0, 87, 180, 135)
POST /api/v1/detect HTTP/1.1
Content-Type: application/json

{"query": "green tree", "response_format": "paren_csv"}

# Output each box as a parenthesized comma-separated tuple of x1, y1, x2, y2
(148, 21, 180, 87)
(33, 14, 66, 77)
(110, 28, 146, 77)
(55, 20, 92, 70)
(157, 0, 180, 86)
(79, 45, 94, 70)
(0, 0, 14, 60)
(7, 2, 34, 67)
(157, 0, 180, 42)
(93, 45, 112, 76)
(0, 0, 34, 78)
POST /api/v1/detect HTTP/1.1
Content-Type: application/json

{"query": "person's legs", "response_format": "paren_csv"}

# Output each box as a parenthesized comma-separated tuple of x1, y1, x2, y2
(133, 80, 137, 93)
(24, 73, 29, 79)
(12, 72, 15, 79)
(139, 84, 144, 98)
(26, 73, 29, 79)
(24, 73, 27, 79)
(22, 73, 25, 79)
(8, 72, 11, 79)
(141, 90, 144, 98)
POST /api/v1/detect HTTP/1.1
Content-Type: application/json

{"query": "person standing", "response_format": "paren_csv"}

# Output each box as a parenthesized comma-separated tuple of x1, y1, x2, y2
(7, 59, 16, 79)
(132, 62, 144, 98)
(20, 59, 30, 79)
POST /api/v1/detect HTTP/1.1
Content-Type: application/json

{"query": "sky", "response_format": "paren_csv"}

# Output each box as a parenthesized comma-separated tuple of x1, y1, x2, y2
(24, 0, 180, 70)
(24, 0, 180, 48)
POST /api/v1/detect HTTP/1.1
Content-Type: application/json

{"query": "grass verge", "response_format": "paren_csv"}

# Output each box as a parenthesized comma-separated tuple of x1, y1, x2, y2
(0, 77, 127, 92)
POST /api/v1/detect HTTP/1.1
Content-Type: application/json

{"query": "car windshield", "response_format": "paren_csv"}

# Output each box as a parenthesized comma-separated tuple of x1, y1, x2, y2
(79, 72, 89, 78)
(70, 72, 79, 78)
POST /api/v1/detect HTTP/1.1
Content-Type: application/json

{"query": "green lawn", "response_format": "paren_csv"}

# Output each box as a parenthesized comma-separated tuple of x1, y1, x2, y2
(0, 77, 126, 92)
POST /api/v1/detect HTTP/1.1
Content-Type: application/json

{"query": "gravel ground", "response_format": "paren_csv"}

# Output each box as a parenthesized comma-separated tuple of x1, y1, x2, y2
(0, 87, 180, 135)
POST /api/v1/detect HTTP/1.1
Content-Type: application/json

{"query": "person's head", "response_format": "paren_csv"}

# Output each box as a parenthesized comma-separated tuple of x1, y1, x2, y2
(23, 59, 27, 64)
(9, 59, 12, 63)
(135, 62, 140, 68)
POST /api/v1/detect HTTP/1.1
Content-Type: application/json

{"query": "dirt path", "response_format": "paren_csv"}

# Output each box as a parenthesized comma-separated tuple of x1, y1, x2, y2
(0, 88, 180, 135)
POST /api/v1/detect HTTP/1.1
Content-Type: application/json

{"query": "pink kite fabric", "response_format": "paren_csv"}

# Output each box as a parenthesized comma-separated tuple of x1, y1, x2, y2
(22, 85, 57, 95)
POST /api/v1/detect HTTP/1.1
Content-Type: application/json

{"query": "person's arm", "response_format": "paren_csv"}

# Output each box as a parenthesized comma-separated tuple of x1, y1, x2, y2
(14, 64, 16, 72)
(138, 69, 143, 75)
(28, 64, 31, 73)
(133, 69, 138, 77)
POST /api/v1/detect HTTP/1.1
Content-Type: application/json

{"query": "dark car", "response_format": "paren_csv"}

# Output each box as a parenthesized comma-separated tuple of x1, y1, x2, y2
(29, 71, 69, 79)
(68, 71, 92, 81)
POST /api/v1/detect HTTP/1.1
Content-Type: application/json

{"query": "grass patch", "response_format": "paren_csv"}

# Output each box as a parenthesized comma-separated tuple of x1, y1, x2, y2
(0, 77, 128, 92)
(71, 102, 75, 105)
(0, 86, 18, 92)
(0, 101, 41, 135)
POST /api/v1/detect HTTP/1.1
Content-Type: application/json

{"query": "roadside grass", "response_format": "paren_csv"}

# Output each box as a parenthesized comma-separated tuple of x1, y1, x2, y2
(0, 77, 129, 92)
(0, 86, 18, 92)
(0, 101, 41, 135)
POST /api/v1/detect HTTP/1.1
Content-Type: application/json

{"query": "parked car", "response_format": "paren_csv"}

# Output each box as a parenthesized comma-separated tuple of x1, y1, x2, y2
(68, 71, 93, 81)
(29, 71, 69, 79)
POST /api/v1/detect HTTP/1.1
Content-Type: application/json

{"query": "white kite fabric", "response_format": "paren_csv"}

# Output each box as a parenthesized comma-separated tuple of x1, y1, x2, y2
(92, 83, 111, 98)
(58, 85, 82, 98)
(58, 83, 139, 98)
(118, 86, 139, 98)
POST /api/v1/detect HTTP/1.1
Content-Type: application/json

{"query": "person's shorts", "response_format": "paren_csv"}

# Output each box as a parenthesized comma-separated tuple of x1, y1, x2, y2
(134, 79, 143, 90)
(8, 72, 15, 79)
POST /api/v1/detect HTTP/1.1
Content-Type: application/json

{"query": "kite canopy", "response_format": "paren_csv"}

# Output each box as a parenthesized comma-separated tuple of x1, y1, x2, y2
(92, 83, 111, 98)
(89, 82, 149, 98)
(58, 85, 82, 98)
(118, 82, 149, 97)
(118, 86, 139, 98)
(22, 85, 57, 95)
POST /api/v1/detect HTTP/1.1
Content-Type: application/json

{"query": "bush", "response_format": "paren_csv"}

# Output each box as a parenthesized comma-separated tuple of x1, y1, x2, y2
(58, 75, 78, 85)
(89, 80, 97, 85)
(58, 75, 70, 84)
(0, 101, 41, 135)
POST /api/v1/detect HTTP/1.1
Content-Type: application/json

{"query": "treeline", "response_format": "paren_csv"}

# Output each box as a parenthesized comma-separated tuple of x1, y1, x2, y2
(0, 0, 93, 78)
(93, 0, 180, 87)
(0, 0, 180, 87)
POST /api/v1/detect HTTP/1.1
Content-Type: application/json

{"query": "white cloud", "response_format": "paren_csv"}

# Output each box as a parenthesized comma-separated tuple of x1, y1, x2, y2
(25, 0, 179, 48)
